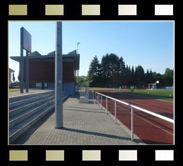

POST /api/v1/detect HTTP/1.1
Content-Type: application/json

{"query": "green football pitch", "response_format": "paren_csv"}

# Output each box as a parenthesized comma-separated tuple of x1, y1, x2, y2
(89, 87, 115, 90)
(113, 89, 173, 102)
(9, 89, 19, 92)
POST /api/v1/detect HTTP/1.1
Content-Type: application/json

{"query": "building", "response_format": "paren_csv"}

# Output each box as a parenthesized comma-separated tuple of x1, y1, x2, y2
(10, 50, 80, 96)
(9, 68, 15, 87)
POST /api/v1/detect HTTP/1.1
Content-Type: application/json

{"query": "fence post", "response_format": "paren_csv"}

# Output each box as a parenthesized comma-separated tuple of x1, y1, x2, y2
(106, 97, 108, 114)
(115, 101, 117, 124)
(97, 94, 99, 104)
(101, 95, 102, 109)
(131, 106, 134, 141)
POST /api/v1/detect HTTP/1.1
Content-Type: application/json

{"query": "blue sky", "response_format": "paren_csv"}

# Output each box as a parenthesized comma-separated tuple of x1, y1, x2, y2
(9, 21, 174, 81)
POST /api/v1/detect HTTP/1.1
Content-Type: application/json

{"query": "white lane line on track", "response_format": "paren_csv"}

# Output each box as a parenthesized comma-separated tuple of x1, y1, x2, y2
(134, 113, 173, 136)
(130, 100, 173, 114)
(111, 101, 173, 136)
(109, 93, 173, 114)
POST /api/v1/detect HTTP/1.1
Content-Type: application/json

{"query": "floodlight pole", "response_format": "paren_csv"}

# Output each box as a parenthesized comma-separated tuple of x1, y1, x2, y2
(55, 22, 63, 129)
(77, 42, 80, 92)
(77, 42, 80, 54)
(20, 28, 24, 93)
(26, 50, 29, 92)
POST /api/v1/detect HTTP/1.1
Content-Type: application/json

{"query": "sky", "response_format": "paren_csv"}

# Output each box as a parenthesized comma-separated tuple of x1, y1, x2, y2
(9, 21, 174, 82)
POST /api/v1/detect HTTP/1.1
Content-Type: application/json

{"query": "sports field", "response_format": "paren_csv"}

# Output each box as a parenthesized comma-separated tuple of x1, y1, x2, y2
(9, 89, 19, 92)
(91, 88, 174, 144)
(112, 89, 173, 102)
(89, 87, 116, 90)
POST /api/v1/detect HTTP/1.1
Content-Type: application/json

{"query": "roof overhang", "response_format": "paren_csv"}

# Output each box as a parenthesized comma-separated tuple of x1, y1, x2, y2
(10, 54, 80, 70)
(9, 68, 15, 72)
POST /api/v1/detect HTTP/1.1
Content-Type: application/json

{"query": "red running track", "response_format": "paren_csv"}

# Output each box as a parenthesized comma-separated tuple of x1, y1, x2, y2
(93, 90, 174, 145)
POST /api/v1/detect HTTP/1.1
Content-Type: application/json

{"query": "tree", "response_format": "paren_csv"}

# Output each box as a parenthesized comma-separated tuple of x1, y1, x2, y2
(135, 65, 145, 87)
(78, 76, 88, 86)
(87, 53, 172, 89)
(88, 55, 104, 87)
(149, 69, 154, 83)
(101, 53, 121, 87)
(125, 65, 131, 87)
(88, 55, 100, 79)
(118, 57, 126, 86)
(12, 73, 15, 82)
(108, 53, 120, 87)
(131, 66, 135, 85)
(163, 68, 173, 86)
(152, 72, 164, 88)
(101, 54, 109, 86)
(18, 72, 20, 81)
(145, 69, 149, 85)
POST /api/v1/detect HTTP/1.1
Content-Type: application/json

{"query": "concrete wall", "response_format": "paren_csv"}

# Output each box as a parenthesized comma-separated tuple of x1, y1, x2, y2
(48, 82, 55, 89)
(63, 82, 75, 96)
(47, 81, 75, 95)
(28, 81, 75, 95)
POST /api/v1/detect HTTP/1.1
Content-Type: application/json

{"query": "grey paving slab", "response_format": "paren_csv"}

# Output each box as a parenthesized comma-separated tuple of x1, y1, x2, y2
(11, 93, 145, 145)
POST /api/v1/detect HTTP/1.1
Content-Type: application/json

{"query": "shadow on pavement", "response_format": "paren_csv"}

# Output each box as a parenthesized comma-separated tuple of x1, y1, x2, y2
(61, 127, 133, 142)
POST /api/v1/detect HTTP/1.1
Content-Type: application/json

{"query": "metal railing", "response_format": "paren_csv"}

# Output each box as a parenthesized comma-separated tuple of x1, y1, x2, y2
(79, 87, 89, 103)
(90, 90, 174, 142)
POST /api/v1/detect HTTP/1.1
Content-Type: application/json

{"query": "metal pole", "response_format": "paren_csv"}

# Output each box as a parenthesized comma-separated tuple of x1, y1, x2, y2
(55, 22, 63, 129)
(101, 95, 102, 109)
(77, 70, 79, 92)
(77, 42, 80, 53)
(131, 106, 134, 141)
(98, 94, 99, 104)
(98, 94, 100, 105)
(76, 42, 80, 92)
(106, 97, 108, 114)
(26, 50, 29, 92)
(20, 28, 24, 93)
(115, 101, 117, 124)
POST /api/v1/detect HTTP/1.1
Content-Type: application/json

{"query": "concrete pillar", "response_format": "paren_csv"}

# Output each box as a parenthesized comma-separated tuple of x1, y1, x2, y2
(77, 70, 79, 92)
(55, 22, 63, 129)
(20, 28, 24, 93)
(26, 51, 29, 92)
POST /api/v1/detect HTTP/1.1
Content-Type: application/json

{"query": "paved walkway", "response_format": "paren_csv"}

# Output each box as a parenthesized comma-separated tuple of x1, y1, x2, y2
(9, 89, 54, 98)
(12, 94, 145, 145)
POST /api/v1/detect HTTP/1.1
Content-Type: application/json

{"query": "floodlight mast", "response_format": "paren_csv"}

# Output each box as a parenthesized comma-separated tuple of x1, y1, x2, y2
(55, 22, 63, 128)
(77, 42, 80, 54)
(20, 27, 31, 93)
(20, 28, 24, 93)
(26, 51, 29, 93)
(77, 42, 80, 92)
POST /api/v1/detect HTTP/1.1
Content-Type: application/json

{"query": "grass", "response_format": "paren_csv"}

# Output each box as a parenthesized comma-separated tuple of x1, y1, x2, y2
(9, 89, 19, 92)
(89, 87, 114, 90)
(112, 89, 174, 103)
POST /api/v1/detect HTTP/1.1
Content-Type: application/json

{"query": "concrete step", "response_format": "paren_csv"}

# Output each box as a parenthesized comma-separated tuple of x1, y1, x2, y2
(9, 95, 54, 117)
(9, 92, 54, 109)
(9, 91, 54, 103)
(9, 103, 54, 144)
(9, 93, 69, 144)
(9, 98, 54, 128)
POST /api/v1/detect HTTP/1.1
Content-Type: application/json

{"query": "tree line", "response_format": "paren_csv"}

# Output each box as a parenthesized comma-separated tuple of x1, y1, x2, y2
(87, 53, 173, 88)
